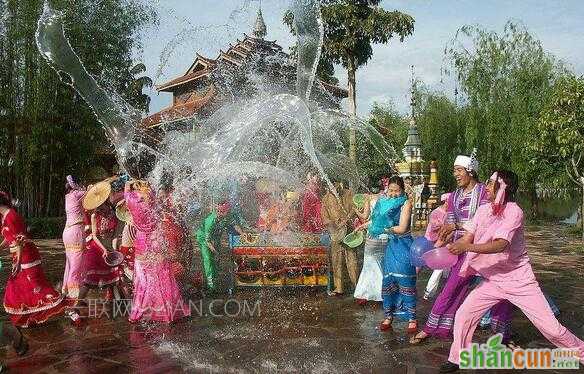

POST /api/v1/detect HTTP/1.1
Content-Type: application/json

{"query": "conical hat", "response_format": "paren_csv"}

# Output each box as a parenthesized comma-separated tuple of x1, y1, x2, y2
(82, 181, 112, 210)
(115, 199, 132, 224)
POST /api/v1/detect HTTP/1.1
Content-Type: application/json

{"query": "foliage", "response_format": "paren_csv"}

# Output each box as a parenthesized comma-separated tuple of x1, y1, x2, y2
(283, 1, 414, 161)
(534, 75, 584, 185)
(445, 21, 569, 213)
(27, 216, 65, 239)
(0, 0, 156, 217)
(413, 85, 468, 192)
(356, 102, 408, 186)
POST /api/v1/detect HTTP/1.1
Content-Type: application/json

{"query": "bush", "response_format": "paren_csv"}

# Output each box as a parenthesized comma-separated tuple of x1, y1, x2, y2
(27, 217, 65, 239)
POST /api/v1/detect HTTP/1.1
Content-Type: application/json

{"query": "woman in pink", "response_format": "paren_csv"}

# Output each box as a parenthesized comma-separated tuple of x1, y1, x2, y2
(62, 175, 86, 298)
(124, 180, 189, 323)
(440, 170, 584, 373)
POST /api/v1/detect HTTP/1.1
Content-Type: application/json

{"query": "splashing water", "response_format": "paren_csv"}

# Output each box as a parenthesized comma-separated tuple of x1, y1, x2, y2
(35, 0, 399, 263)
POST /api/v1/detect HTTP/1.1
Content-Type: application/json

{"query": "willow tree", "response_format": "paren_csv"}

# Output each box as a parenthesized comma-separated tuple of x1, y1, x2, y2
(535, 76, 584, 239)
(285, 1, 415, 161)
(446, 21, 568, 215)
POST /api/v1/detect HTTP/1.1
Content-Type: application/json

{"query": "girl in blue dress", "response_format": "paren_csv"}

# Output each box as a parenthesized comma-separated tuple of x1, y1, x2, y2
(379, 176, 417, 333)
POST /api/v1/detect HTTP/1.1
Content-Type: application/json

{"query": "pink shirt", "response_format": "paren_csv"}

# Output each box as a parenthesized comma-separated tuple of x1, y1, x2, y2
(425, 206, 447, 242)
(65, 190, 86, 226)
(460, 202, 534, 282)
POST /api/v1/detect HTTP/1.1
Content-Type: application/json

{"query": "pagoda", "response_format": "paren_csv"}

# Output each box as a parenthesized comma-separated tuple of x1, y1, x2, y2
(395, 67, 429, 184)
(143, 8, 348, 128)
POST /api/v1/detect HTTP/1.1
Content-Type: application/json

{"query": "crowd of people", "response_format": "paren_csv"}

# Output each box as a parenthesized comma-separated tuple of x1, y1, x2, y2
(0, 150, 583, 372)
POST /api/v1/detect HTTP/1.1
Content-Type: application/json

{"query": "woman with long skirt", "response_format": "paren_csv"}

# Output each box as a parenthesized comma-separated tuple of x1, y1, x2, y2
(62, 175, 86, 298)
(353, 179, 388, 305)
(77, 201, 120, 307)
(125, 180, 189, 323)
(378, 177, 417, 333)
(0, 191, 69, 327)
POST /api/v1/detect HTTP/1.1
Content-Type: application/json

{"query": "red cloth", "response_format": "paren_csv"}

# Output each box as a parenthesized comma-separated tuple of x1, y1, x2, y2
(95, 208, 118, 236)
(2, 209, 68, 327)
(83, 239, 119, 287)
(119, 245, 135, 274)
(301, 183, 323, 233)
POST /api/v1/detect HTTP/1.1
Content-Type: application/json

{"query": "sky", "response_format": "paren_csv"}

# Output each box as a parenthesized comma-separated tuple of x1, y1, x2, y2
(138, 0, 584, 117)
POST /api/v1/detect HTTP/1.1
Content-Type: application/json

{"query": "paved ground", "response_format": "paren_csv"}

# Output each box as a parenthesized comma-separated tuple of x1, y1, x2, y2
(1, 224, 583, 373)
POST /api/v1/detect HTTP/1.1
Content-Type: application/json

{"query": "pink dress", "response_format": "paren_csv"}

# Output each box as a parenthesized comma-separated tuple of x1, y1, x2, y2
(125, 190, 189, 323)
(62, 189, 86, 297)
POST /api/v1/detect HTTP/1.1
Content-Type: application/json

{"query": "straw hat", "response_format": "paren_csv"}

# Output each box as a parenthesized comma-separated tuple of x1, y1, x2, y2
(115, 199, 132, 224)
(82, 181, 112, 210)
(286, 191, 299, 202)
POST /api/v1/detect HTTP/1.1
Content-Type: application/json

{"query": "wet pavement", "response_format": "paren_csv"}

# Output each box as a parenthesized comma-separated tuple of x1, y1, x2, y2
(1, 225, 583, 373)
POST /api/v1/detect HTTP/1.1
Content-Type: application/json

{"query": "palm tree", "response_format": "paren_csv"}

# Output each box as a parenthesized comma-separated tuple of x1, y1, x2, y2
(127, 63, 153, 113)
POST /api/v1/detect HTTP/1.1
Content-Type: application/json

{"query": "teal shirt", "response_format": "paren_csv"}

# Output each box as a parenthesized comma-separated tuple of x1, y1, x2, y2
(368, 195, 407, 237)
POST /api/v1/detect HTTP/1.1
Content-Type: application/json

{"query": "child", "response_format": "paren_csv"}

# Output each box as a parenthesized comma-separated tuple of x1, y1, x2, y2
(440, 170, 584, 372)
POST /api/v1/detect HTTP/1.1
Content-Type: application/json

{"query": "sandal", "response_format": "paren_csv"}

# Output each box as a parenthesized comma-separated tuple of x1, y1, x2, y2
(379, 318, 393, 331)
(407, 320, 418, 334)
(409, 331, 428, 345)
(13, 328, 29, 357)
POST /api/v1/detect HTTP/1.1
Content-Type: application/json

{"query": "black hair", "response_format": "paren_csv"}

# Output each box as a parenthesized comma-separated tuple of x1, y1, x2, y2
(492, 169, 519, 203)
(64, 175, 80, 194)
(123, 149, 156, 180)
(387, 175, 405, 192)
(0, 191, 12, 208)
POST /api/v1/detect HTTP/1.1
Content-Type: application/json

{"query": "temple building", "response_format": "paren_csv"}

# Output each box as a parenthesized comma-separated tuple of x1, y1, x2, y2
(395, 68, 429, 185)
(142, 8, 347, 129)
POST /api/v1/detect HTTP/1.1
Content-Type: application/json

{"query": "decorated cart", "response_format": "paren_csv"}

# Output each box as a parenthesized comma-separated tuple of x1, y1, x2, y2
(229, 231, 331, 289)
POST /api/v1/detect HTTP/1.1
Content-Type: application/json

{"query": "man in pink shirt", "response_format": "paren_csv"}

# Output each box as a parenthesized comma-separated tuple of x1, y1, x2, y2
(440, 170, 584, 373)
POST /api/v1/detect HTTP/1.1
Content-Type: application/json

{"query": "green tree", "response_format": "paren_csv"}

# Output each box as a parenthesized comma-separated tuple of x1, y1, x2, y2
(357, 102, 408, 185)
(413, 86, 467, 192)
(126, 63, 154, 113)
(0, 0, 156, 217)
(284, 1, 415, 161)
(446, 21, 568, 215)
(534, 75, 584, 239)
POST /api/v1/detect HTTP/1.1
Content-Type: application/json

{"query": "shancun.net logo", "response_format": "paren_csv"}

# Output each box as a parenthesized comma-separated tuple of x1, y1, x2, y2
(460, 334, 580, 370)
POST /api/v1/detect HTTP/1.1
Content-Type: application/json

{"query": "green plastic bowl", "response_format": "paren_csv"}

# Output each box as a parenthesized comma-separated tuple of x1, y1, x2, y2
(343, 231, 364, 248)
(353, 194, 366, 209)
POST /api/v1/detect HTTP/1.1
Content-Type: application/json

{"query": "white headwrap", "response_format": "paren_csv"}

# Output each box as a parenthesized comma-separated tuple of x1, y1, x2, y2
(454, 148, 479, 173)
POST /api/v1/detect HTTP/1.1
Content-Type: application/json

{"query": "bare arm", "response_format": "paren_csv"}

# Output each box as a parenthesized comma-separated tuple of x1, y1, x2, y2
(447, 232, 508, 255)
(355, 220, 371, 231)
(90, 214, 108, 256)
(388, 201, 412, 235)
(355, 198, 371, 221)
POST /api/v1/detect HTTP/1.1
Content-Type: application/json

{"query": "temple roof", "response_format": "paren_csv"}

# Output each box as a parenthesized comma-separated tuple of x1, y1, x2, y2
(156, 35, 282, 93)
(143, 86, 217, 127)
(146, 16, 348, 128)
(252, 8, 267, 39)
